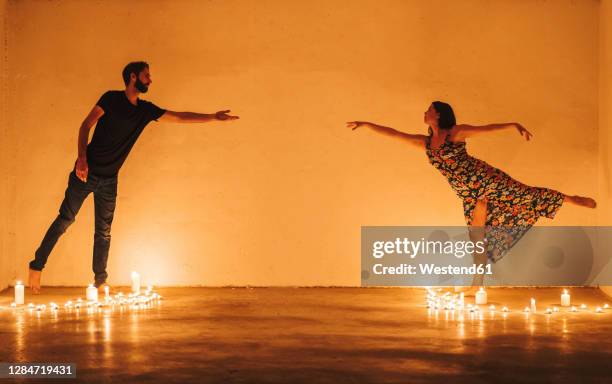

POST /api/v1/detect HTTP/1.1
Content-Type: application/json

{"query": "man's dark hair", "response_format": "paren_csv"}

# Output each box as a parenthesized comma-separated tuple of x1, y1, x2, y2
(432, 101, 456, 130)
(122, 61, 149, 86)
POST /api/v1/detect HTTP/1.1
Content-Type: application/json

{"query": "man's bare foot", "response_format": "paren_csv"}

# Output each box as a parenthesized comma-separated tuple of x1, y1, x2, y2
(566, 195, 597, 208)
(28, 269, 41, 294)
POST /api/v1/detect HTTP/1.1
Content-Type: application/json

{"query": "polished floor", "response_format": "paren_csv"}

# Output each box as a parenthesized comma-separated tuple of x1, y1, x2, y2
(1, 287, 612, 383)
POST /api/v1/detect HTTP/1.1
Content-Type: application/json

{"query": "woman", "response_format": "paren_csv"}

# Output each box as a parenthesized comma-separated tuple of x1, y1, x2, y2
(348, 101, 596, 293)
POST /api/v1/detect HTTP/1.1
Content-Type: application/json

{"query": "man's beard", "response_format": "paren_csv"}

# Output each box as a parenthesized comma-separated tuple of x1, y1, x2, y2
(135, 78, 149, 93)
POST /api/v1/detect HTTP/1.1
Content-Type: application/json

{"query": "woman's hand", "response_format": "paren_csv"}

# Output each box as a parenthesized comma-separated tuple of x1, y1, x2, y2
(347, 121, 370, 130)
(514, 123, 532, 141)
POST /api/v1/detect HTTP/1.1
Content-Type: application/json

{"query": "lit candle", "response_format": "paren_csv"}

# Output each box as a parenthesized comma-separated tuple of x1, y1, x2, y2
(570, 306, 577, 312)
(580, 304, 587, 310)
(131, 272, 140, 294)
(14, 281, 24, 305)
(553, 307, 559, 312)
(545, 307, 552, 314)
(605, 304, 610, 309)
(502, 306, 509, 312)
(489, 305, 496, 311)
(475, 287, 487, 305)
(596, 306, 603, 313)
(104, 285, 110, 302)
(561, 289, 570, 307)
(530, 298, 537, 313)
(524, 306, 530, 313)
(10, 302, 16, 308)
(86, 284, 98, 301)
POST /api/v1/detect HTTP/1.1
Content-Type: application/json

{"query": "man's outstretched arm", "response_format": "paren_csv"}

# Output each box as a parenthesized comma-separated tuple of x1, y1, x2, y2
(158, 109, 239, 123)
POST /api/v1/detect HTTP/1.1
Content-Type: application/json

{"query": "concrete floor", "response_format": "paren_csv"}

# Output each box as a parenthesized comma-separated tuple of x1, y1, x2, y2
(1, 287, 612, 383)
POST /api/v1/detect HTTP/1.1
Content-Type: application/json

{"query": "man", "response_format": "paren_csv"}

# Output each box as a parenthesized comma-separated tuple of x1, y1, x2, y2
(28, 61, 239, 294)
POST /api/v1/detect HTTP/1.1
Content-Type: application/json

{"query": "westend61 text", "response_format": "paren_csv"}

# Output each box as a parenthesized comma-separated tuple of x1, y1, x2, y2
(372, 263, 493, 275)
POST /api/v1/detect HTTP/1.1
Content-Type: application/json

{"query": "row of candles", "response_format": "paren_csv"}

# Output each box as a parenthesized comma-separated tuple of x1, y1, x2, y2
(427, 288, 610, 314)
(9, 272, 160, 310)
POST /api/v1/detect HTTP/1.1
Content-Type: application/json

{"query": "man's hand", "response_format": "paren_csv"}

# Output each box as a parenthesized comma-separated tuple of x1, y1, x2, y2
(215, 110, 239, 121)
(76, 156, 88, 182)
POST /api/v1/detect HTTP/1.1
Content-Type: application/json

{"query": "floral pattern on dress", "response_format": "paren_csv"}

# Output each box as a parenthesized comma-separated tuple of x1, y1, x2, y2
(425, 133, 564, 263)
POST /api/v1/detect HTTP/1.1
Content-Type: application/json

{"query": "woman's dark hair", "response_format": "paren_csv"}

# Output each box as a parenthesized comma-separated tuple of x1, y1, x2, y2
(122, 61, 149, 86)
(432, 101, 456, 130)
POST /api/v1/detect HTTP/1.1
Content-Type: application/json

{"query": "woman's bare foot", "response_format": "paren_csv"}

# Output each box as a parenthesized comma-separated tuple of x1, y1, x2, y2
(28, 269, 41, 294)
(97, 283, 116, 295)
(454, 286, 480, 296)
(565, 195, 597, 208)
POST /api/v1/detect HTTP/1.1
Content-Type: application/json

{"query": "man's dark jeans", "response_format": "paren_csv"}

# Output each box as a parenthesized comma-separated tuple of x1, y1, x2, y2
(29, 169, 118, 287)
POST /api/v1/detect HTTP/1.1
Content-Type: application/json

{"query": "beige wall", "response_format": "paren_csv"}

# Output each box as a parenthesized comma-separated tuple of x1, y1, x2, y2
(597, 0, 612, 297)
(0, 0, 10, 291)
(599, 0, 612, 225)
(4, 0, 600, 287)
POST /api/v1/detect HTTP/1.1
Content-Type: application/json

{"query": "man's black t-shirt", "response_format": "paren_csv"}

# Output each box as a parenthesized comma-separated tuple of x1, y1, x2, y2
(83, 90, 166, 177)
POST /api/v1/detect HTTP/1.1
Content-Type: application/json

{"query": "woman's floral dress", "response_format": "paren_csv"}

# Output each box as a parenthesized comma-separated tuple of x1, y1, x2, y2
(425, 131, 564, 262)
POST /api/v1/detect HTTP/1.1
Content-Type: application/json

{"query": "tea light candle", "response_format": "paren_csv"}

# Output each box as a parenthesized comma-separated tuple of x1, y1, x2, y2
(604, 304, 609, 309)
(502, 306, 509, 312)
(530, 298, 537, 313)
(86, 284, 98, 301)
(580, 304, 587, 310)
(475, 287, 487, 305)
(545, 307, 552, 314)
(570, 306, 578, 312)
(131, 272, 140, 293)
(553, 307, 559, 312)
(489, 305, 496, 311)
(524, 306, 530, 313)
(10, 302, 17, 308)
(561, 289, 570, 307)
(596, 306, 603, 313)
(14, 281, 24, 305)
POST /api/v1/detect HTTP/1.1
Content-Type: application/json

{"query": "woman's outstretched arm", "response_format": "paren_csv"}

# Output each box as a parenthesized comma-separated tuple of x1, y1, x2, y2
(455, 122, 532, 141)
(347, 121, 427, 149)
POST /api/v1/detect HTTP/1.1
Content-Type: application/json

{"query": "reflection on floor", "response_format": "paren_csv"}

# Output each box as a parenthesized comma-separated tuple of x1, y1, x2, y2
(1, 287, 611, 383)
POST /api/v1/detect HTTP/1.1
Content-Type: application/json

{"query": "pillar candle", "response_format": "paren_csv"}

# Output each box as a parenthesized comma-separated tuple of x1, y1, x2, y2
(131, 272, 140, 294)
(561, 289, 570, 307)
(530, 298, 537, 313)
(104, 285, 110, 302)
(86, 284, 98, 302)
(14, 281, 24, 305)
(475, 287, 487, 305)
